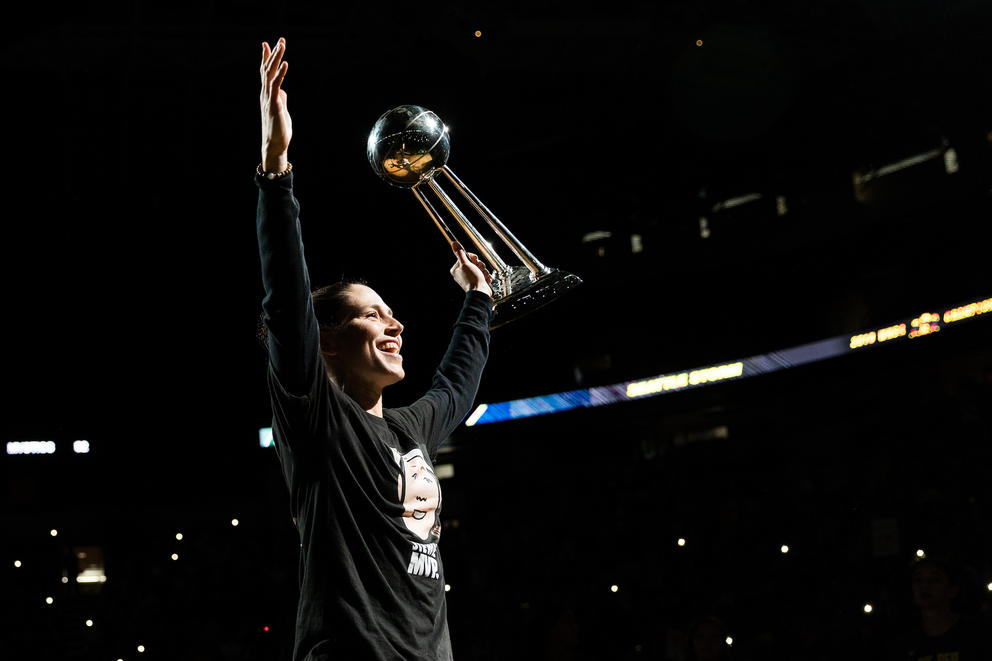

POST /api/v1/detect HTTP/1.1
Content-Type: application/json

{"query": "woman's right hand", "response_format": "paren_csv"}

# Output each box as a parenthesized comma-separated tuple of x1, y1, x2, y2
(450, 241, 494, 298)
(260, 38, 292, 172)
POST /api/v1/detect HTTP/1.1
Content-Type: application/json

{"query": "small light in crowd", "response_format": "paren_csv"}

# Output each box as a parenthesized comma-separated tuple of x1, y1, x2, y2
(444, 584, 451, 592)
(944, 148, 960, 174)
(171, 553, 179, 561)
(73, 440, 90, 454)
(14, 560, 21, 568)
(45, 597, 54, 605)
(231, 519, 240, 527)
(986, 582, 992, 592)
(726, 636, 733, 646)
(176, 533, 183, 541)
(50, 529, 58, 537)
(474, 30, 482, 38)
(916, 549, 926, 558)
(611, 585, 619, 593)
(696, 39, 703, 47)
(781, 545, 790, 554)
(85, 619, 93, 627)
(137, 644, 146, 653)
(61, 576, 68, 584)
(630, 233, 643, 254)
(677, 538, 686, 547)
(264, 626, 270, 632)
(776, 195, 789, 216)
(864, 603, 873, 614)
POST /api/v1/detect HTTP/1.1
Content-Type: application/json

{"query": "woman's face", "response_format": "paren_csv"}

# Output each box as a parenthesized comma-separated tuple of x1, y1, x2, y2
(323, 284, 405, 390)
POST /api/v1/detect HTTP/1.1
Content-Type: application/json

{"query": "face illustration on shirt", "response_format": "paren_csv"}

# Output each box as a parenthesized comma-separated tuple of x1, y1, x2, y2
(393, 448, 441, 540)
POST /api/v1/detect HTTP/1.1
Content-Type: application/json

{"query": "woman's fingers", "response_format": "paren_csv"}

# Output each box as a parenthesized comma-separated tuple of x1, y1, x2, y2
(260, 39, 286, 88)
(260, 39, 289, 112)
(469, 255, 493, 282)
(272, 60, 288, 93)
(260, 42, 270, 83)
(266, 39, 285, 75)
(449, 241, 494, 284)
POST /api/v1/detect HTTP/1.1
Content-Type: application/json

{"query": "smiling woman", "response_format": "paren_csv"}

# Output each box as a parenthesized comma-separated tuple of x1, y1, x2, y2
(316, 283, 407, 414)
(254, 36, 495, 661)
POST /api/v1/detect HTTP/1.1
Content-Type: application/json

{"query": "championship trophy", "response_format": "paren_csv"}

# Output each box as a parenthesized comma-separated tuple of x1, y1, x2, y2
(367, 105, 581, 329)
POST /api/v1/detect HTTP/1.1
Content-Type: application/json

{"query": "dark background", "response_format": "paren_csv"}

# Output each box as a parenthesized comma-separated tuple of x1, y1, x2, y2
(2, 1, 991, 659)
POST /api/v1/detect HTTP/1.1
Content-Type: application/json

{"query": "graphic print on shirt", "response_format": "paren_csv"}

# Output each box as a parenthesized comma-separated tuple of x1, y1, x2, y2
(408, 541, 440, 579)
(392, 448, 442, 541)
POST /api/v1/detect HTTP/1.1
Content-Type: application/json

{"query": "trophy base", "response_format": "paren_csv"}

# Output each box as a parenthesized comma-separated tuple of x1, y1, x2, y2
(490, 267, 582, 330)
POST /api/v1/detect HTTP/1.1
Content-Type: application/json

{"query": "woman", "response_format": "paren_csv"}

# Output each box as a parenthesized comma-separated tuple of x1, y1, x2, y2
(256, 37, 493, 660)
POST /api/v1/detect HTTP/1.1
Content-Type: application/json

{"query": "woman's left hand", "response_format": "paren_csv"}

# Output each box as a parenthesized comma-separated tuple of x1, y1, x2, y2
(259, 37, 292, 171)
(450, 241, 493, 297)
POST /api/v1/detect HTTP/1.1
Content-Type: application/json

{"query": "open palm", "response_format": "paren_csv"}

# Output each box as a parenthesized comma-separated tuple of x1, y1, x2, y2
(260, 38, 292, 169)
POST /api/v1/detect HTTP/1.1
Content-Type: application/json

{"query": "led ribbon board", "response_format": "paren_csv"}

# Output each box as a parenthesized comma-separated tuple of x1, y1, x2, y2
(465, 296, 991, 427)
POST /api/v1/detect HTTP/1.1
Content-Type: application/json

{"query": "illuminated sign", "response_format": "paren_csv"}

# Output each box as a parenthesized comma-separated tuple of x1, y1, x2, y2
(849, 323, 907, 349)
(626, 362, 743, 398)
(846, 298, 990, 350)
(465, 293, 991, 427)
(877, 324, 906, 343)
(5, 440, 89, 455)
(6, 441, 56, 455)
(909, 312, 940, 339)
(943, 297, 992, 324)
(627, 372, 689, 397)
(850, 332, 876, 349)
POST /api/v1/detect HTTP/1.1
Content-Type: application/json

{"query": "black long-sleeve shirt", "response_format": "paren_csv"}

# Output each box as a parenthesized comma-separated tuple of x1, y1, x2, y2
(256, 172, 492, 660)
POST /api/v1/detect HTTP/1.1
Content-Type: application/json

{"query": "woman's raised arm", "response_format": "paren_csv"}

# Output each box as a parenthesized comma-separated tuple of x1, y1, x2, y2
(256, 38, 322, 397)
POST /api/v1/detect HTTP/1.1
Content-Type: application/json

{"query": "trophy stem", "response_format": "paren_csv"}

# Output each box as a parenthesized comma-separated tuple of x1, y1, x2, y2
(411, 185, 459, 245)
(440, 166, 549, 276)
(423, 176, 512, 275)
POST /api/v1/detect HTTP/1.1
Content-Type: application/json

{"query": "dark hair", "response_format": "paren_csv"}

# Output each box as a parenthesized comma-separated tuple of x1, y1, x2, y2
(909, 552, 961, 586)
(256, 277, 369, 349)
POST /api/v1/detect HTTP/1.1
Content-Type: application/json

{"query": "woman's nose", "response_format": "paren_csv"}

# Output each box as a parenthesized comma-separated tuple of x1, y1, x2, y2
(387, 317, 403, 335)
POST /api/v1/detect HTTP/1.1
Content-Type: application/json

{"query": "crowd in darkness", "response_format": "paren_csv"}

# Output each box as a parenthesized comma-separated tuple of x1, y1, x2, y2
(4, 317, 991, 661)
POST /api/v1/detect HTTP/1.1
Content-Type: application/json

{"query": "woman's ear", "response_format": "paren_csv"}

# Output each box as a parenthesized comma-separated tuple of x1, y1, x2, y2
(319, 327, 338, 357)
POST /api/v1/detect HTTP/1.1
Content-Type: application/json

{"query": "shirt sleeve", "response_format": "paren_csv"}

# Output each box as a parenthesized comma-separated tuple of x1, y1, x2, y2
(255, 172, 324, 398)
(392, 290, 493, 458)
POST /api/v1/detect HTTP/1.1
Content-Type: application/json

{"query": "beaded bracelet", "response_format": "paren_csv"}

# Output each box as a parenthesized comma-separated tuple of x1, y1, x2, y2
(257, 161, 293, 180)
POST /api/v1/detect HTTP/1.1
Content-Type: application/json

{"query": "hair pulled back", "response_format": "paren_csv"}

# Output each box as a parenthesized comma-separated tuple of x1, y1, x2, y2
(257, 277, 369, 349)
